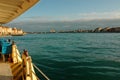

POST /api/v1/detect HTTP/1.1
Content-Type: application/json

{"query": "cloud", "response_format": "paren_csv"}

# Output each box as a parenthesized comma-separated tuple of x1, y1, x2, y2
(12, 11, 120, 23)
(78, 11, 120, 20)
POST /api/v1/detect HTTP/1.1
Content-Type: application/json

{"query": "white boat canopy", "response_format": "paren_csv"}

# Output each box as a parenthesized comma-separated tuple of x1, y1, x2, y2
(0, 0, 39, 24)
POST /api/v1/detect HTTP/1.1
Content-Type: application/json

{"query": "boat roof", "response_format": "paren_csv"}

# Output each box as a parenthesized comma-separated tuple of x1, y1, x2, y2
(0, 0, 39, 24)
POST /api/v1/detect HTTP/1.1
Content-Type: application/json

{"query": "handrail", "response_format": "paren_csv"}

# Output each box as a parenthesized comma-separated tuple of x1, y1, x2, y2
(33, 63, 50, 80)
(26, 57, 32, 80)
(22, 54, 38, 80)
(15, 47, 21, 61)
(12, 44, 22, 63)
(22, 50, 50, 80)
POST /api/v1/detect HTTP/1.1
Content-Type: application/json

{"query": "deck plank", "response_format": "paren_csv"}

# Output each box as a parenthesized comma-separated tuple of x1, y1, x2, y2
(0, 63, 13, 80)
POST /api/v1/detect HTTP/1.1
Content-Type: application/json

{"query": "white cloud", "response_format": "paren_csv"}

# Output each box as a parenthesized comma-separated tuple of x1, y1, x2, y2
(78, 11, 120, 20)
(12, 11, 120, 23)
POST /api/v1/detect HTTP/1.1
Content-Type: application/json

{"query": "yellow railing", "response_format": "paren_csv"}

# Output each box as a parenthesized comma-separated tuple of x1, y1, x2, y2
(22, 50, 38, 80)
(12, 43, 22, 63)
(11, 42, 50, 80)
(22, 50, 50, 80)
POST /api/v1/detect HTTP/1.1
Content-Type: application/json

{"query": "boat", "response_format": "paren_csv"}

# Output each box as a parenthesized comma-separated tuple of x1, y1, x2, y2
(0, 0, 50, 80)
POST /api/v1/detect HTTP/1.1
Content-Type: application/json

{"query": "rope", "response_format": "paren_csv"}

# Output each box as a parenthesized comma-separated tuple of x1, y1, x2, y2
(33, 63, 50, 80)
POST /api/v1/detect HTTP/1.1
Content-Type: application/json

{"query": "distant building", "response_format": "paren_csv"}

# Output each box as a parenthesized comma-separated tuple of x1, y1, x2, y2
(12, 27, 17, 34)
(17, 29, 23, 34)
(0, 26, 24, 36)
(6, 27, 12, 35)
(50, 29, 56, 33)
(77, 29, 83, 32)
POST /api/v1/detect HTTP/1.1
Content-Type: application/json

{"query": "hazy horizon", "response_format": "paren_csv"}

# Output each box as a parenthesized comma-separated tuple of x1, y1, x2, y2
(5, 19, 120, 32)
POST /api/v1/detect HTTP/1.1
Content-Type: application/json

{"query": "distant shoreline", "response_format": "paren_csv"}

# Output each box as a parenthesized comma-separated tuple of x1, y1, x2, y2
(26, 32, 120, 34)
(26, 27, 120, 34)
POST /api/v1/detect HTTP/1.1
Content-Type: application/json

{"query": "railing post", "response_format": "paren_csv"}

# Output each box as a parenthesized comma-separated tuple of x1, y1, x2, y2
(12, 41, 22, 63)
(12, 42, 18, 63)
(26, 57, 33, 80)
(22, 50, 33, 80)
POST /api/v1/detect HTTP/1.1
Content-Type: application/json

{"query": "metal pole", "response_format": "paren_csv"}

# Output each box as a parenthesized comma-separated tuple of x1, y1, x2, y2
(33, 63, 50, 80)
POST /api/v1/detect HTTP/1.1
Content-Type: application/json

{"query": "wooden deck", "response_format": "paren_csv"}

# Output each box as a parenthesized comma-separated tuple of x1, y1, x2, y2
(0, 54, 23, 80)
(10, 62, 23, 80)
(0, 44, 42, 80)
(0, 63, 13, 80)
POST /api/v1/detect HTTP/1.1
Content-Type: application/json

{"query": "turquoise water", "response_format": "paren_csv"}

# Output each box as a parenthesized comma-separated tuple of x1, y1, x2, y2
(6, 33, 120, 80)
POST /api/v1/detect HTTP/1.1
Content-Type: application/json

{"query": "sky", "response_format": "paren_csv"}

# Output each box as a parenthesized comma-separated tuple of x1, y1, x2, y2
(12, 0, 120, 22)
(7, 0, 120, 32)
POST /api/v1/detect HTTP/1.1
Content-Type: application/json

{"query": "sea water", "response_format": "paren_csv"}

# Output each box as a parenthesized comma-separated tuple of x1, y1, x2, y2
(6, 33, 120, 80)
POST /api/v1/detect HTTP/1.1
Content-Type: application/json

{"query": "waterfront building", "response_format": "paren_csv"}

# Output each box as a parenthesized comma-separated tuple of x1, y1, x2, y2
(17, 29, 24, 34)
(50, 29, 56, 33)
(7, 27, 12, 35)
(12, 27, 17, 35)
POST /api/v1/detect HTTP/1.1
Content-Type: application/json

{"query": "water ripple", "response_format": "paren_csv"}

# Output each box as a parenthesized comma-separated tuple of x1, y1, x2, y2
(7, 33, 120, 80)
